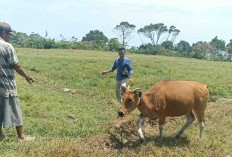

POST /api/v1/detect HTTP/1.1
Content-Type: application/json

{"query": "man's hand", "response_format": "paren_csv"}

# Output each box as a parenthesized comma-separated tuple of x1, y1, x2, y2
(25, 75, 35, 84)
(14, 64, 35, 84)
(101, 71, 108, 75)
(129, 78, 134, 86)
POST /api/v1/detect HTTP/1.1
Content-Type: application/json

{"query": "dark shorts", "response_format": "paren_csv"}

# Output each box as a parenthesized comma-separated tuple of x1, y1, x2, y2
(0, 96, 23, 128)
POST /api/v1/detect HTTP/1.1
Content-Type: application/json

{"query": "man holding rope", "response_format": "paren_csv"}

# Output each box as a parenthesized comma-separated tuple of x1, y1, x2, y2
(101, 47, 133, 103)
(0, 22, 35, 141)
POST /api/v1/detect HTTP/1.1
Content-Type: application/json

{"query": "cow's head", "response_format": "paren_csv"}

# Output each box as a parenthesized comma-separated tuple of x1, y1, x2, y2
(118, 86, 142, 117)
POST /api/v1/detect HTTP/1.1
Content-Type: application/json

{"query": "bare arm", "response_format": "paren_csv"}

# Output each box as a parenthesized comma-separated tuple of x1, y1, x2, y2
(101, 69, 111, 75)
(129, 74, 134, 85)
(14, 63, 35, 83)
(102, 59, 117, 75)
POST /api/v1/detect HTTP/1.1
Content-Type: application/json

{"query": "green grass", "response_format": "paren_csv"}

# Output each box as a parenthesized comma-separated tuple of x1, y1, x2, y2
(1, 48, 232, 156)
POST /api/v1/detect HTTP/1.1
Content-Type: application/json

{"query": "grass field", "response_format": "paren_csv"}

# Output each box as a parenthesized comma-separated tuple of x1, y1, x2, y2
(1, 48, 232, 156)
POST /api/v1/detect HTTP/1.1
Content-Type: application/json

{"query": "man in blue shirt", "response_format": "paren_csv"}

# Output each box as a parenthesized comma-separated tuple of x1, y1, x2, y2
(101, 48, 133, 102)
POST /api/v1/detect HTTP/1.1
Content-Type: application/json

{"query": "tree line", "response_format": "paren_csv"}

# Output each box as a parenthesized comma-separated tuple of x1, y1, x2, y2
(10, 21, 232, 61)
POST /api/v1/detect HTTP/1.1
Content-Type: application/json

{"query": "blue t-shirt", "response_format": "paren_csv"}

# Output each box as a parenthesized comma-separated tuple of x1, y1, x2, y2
(109, 57, 132, 81)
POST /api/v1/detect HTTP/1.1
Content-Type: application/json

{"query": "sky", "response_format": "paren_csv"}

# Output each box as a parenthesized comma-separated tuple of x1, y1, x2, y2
(1, 0, 232, 47)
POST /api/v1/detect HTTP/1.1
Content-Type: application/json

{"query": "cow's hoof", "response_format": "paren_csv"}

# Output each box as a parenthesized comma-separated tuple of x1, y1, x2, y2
(175, 135, 180, 139)
(139, 138, 146, 143)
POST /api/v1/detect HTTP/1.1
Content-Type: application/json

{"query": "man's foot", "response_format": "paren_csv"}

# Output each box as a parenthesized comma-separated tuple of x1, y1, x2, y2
(19, 135, 35, 141)
(0, 134, 5, 141)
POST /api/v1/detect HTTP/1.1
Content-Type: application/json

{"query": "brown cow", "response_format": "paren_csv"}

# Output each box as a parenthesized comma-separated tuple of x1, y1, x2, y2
(118, 80, 209, 141)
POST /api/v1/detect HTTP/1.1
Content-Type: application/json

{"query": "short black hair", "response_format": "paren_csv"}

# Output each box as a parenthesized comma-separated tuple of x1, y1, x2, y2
(118, 47, 126, 52)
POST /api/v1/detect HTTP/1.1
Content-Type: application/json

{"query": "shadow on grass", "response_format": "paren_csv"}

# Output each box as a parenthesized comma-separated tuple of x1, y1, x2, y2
(109, 133, 190, 152)
(153, 135, 190, 147)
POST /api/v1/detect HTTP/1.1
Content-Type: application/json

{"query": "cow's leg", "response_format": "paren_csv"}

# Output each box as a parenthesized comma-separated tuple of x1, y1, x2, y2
(196, 112, 205, 139)
(199, 122, 204, 139)
(193, 104, 206, 139)
(137, 115, 145, 142)
(159, 125, 164, 141)
(159, 117, 166, 142)
(176, 112, 195, 139)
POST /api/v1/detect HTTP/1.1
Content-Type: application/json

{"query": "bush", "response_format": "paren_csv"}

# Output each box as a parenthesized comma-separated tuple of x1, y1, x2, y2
(54, 41, 72, 49)
(130, 45, 176, 56)
(71, 42, 107, 50)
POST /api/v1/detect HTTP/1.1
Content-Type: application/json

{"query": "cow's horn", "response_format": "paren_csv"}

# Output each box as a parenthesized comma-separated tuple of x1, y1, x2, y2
(133, 88, 140, 92)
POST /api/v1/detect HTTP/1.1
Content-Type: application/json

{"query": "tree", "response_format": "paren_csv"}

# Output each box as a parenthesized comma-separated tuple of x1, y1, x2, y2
(138, 43, 153, 49)
(161, 41, 174, 50)
(176, 40, 191, 54)
(154, 23, 168, 45)
(82, 30, 108, 44)
(29, 32, 42, 39)
(59, 34, 66, 41)
(166, 26, 176, 41)
(192, 41, 216, 59)
(114, 21, 136, 47)
(138, 23, 168, 45)
(10, 31, 29, 47)
(71, 36, 78, 43)
(45, 30, 48, 39)
(170, 29, 180, 43)
(210, 36, 225, 51)
(108, 38, 121, 51)
(27, 32, 55, 49)
(138, 24, 156, 45)
(226, 39, 232, 54)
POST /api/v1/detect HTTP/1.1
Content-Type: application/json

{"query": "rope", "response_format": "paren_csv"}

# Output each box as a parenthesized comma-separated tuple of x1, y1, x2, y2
(21, 66, 94, 102)
(21, 65, 125, 104)
(31, 77, 103, 102)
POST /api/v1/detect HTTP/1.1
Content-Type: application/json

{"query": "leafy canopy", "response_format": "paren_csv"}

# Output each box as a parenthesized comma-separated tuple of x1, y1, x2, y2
(210, 36, 225, 51)
(138, 23, 168, 45)
(82, 30, 109, 44)
(114, 21, 136, 47)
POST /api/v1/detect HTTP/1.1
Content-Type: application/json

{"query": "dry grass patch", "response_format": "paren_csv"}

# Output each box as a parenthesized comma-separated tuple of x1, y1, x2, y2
(6, 98, 232, 157)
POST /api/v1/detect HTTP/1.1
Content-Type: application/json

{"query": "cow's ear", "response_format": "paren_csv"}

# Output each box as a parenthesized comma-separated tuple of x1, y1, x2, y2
(121, 85, 128, 95)
(133, 88, 142, 98)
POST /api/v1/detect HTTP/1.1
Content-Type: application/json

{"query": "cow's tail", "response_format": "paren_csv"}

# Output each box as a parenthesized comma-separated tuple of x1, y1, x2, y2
(204, 84, 211, 101)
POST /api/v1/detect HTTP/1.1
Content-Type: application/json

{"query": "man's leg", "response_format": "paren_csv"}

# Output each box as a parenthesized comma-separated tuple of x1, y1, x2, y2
(0, 97, 5, 139)
(16, 125, 25, 139)
(0, 126, 2, 135)
(121, 78, 128, 88)
(0, 125, 3, 136)
(6, 96, 33, 140)
(0, 126, 5, 140)
(16, 126, 35, 141)
(116, 80, 122, 103)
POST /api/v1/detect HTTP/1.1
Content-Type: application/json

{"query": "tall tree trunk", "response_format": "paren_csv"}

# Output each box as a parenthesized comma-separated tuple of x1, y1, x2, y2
(122, 30, 125, 47)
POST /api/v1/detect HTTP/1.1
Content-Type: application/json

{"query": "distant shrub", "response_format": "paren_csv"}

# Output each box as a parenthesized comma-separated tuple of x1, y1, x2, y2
(108, 38, 121, 51)
(54, 41, 72, 49)
(129, 45, 176, 56)
(72, 42, 108, 50)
